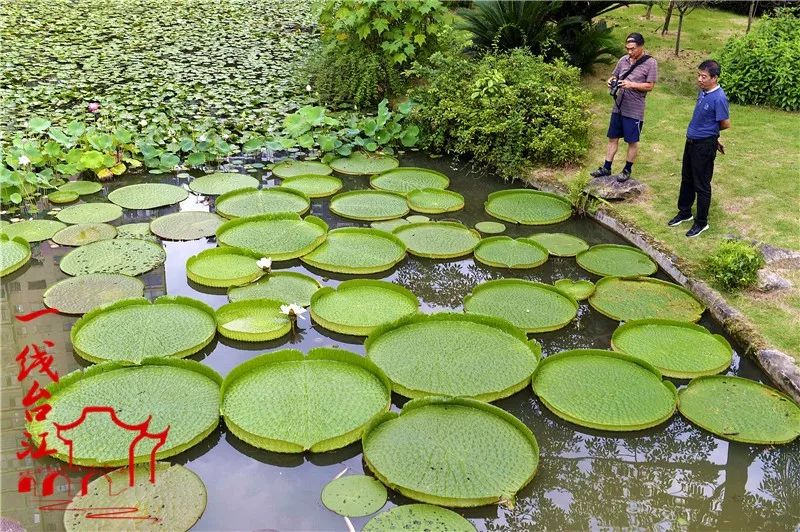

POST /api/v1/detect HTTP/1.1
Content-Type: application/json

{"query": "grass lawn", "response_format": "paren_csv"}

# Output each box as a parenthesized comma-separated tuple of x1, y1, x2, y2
(529, 5, 800, 361)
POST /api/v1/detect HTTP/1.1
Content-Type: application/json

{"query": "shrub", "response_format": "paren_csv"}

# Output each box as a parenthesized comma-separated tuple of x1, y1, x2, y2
(409, 49, 592, 180)
(706, 240, 765, 291)
(718, 7, 800, 111)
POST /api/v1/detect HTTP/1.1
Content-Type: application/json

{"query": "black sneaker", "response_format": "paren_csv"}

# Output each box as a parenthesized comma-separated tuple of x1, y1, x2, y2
(667, 214, 693, 227)
(686, 224, 709, 238)
(590, 166, 611, 178)
(614, 169, 632, 183)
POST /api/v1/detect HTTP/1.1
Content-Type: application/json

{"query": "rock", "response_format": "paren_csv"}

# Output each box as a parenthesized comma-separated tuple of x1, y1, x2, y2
(585, 175, 646, 200)
(758, 243, 800, 269)
(756, 269, 792, 292)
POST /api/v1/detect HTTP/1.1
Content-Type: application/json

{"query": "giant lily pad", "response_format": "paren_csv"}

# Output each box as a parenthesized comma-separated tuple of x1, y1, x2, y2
(56, 203, 123, 224)
(474, 221, 506, 234)
(108, 183, 189, 210)
(221, 348, 391, 452)
(366, 313, 541, 402)
(1, 219, 67, 242)
(272, 160, 333, 178)
(150, 211, 224, 241)
(370, 168, 449, 196)
(363, 504, 474, 532)
(362, 396, 539, 507)
(116, 222, 158, 242)
(301, 227, 406, 274)
(216, 212, 327, 260)
(406, 188, 464, 214)
(310, 280, 419, 336)
(189, 172, 260, 195)
(677, 376, 800, 444)
(532, 349, 678, 431)
(43, 274, 145, 314)
(0, 234, 31, 276)
(215, 187, 310, 218)
(330, 153, 399, 175)
(485, 189, 572, 225)
(47, 190, 78, 204)
(464, 279, 578, 333)
(215, 298, 291, 342)
(186, 247, 265, 287)
(553, 279, 595, 300)
(59, 180, 102, 196)
(370, 218, 409, 232)
(228, 271, 321, 306)
(52, 223, 117, 246)
(71, 296, 216, 363)
(576, 244, 657, 278)
(473, 236, 548, 269)
(393, 222, 480, 259)
(330, 190, 409, 221)
(280, 174, 342, 198)
(612, 319, 733, 378)
(527, 232, 589, 257)
(589, 277, 705, 322)
(59, 238, 166, 276)
(321, 475, 387, 517)
(27, 358, 221, 466)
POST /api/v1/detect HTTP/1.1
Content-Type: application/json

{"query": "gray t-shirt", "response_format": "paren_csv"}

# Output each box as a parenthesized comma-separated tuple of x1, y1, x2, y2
(610, 54, 658, 121)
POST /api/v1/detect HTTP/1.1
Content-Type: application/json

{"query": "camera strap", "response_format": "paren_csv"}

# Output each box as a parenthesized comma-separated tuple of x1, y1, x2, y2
(612, 54, 652, 111)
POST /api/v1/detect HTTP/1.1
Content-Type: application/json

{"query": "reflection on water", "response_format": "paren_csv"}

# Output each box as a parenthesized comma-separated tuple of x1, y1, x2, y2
(1, 153, 798, 531)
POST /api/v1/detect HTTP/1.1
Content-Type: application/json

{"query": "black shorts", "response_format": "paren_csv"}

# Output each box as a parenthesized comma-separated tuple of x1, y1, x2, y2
(607, 113, 644, 143)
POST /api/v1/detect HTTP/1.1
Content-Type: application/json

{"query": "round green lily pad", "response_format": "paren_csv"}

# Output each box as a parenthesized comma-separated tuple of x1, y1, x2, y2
(221, 348, 391, 452)
(464, 279, 578, 333)
(71, 295, 216, 363)
(47, 190, 78, 204)
(370, 218, 409, 232)
(272, 160, 332, 178)
(280, 174, 343, 198)
(363, 504, 474, 532)
(485, 189, 572, 225)
(1, 219, 67, 242)
(576, 244, 657, 278)
(52, 223, 117, 246)
(27, 358, 221, 466)
(108, 183, 189, 210)
(406, 188, 464, 214)
(215, 298, 291, 342)
(116, 222, 158, 241)
(150, 211, 224, 241)
(216, 212, 327, 260)
(301, 227, 406, 274)
(228, 271, 321, 306)
(330, 190, 409, 221)
(366, 313, 541, 401)
(678, 376, 800, 444)
(321, 475, 387, 517)
(329, 152, 399, 175)
(59, 238, 166, 276)
(59, 180, 102, 195)
(64, 463, 207, 532)
(0, 234, 31, 276)
(532, 349, 678, 431)
(215, 187, 310, 219)
(362, 396, 539, 507)
(473, 236, 548, 269)
(475, 221, 506, 234)
(589, 277, 706, 322)
(393, 222, 480, 259)
(405, 215, 430, 223)
(311, 280, 419, 336)
(189, 172, 260, 195)
(55, 202, 123, 224)
(186, 247, 265, 288)
(370, 168, 449, 196)
(43, 273, 145, 314)
(553, 279, 595, 300)
(527, 232, 589, 257)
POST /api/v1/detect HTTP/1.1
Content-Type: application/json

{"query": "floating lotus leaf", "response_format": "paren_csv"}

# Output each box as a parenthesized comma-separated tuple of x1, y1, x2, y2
(362, 396, 539, 507)
(393, 222, 480, 259)
(228, 271, 321, 306)
(280, 173, 342, 198)
(301, 227, 406, 274)
(215, 187, 310, 218)
(366, 313, 541, 401)
(55, 202, 123, 224)
(108, 183, 189, 209)
(59, 180, 103, 195)
(52, 223, 117, 246)
(406, 188, 464, 214)
(1, 219, 67, 242)
(473, 236, 548, 269)
(485, 189, 572, 225)
(527, 232, 589, 257)
(272, 160, 333, 178)
(150, 211, 224, 241)
(43, 274, 145, 314)
(216, 212, 327, 260)
(405, 215, 430, 223)
(370, 168, 450, 196)
(553, 279, 595, 301)
(71, 295, 216, 363)
(0, 234, 30, 276)
(189, 172, 259, 195)
(59, 238, 166, 276)
(329, 152, 399, 175)
(370, 218, 409, 232)
(589, 277, 705, 322)
(330, 190, 409, 221)
(116, 222, 158, 241)
(363, 504, 475, 532)
(464, 279, 577, 333)
(27, 358, 221, 466)
(612, 319, 733, 378)
(221, 348, 391, 452)
(47, 190, 78, 204)
(532, 349, 678, 431)
(186, 247, 264, 287)
(321, 475, 387, 517)
(474, 221, 506, 234)
(576, 244, 657, 278)
(215, 298, 291, 342)
(311, 280, 419, 336)
(678, 376, 800, 444)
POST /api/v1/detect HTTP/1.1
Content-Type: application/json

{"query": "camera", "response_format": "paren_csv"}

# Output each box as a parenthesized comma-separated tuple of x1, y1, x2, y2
(609, 78, 621, 97)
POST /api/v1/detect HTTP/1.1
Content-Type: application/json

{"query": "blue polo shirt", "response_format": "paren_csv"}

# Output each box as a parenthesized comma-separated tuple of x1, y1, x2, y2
(687, 85, 730, 140)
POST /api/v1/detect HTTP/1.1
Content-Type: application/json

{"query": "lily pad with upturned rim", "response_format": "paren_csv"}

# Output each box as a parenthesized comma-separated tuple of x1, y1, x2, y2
(393, 222, 480, 259)
(0, 234, 31, 276)
(43, 274, 145, 314)
(589, 277, 706, 322)
(405, 215, 430, 223)
(301, 227, 406, 274)
(280, 173, 343, 198)
(150, 211, 224, 241)
(485, 189, 572, 225)
(215, 187, 310, 219)
(1, 219, 67, 242)
(363, 504, 475, 532)
(321, 475, 387, 517)
(406, 188, 464, 214)
(186, 247, 265, 288)
(216, 212, 327, 260)
(52, 223, 117, 246)
(330, 190, 409, 221)
(475, 221, 506, 234)
(228, 272, 321, 306)
(527, 232, 589, 257)
(59, 238, 166, 276)
(553, 279, 595, 301)
(188, 172, 259, 196)
(108, 183, 189, 210)
(58, 180, 102, 196)
(55, 203, 123, 224)
(272, 159, 333, 178)
(473, 237, 549, 269)
(576, 244, 658, 278)
(215, 298, 291, 342)
(47, 190, 79, 204)
(329, 152, 399, 175)
(370, 168, 450, 196)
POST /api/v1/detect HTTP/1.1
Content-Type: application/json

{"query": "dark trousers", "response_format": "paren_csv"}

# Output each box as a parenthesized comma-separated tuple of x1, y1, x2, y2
(678, 137, 717, 227)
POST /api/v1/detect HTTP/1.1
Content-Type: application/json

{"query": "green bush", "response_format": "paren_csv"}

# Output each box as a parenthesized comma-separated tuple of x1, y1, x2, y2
(409, 49, 592, 180)
(706, 240, 765, 291)
(718, 7, 800, 111)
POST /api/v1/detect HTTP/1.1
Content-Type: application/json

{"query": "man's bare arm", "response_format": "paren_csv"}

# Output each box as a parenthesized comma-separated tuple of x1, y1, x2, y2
(719, 118, 731, 130)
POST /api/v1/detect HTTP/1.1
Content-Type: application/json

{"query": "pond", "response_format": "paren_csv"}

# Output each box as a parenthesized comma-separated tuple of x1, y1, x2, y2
(1, 152, 798, 531)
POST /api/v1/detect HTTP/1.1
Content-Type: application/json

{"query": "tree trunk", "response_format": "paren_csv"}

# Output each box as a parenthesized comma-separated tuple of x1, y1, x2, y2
(663, 0, 675, 36)
(645, 2, 654, 19)
(675, 12, 684, 56)
(747, 1, 757, 33)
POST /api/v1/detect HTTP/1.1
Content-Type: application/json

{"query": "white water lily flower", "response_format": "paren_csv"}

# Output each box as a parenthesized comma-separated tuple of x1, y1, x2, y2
(306, 84, 312, 92)
(197, 134, 208, 142)
(280, 303, 307, 320)
(18, 155, 30, 165)
(256, 257, 272, 271)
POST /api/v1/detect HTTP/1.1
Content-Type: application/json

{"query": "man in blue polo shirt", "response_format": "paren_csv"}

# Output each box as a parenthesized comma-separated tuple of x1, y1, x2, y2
(668, 60, 731, 238)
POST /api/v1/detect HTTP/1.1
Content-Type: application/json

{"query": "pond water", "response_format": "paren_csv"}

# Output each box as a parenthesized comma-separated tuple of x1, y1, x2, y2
(1, 153, 798, 531)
